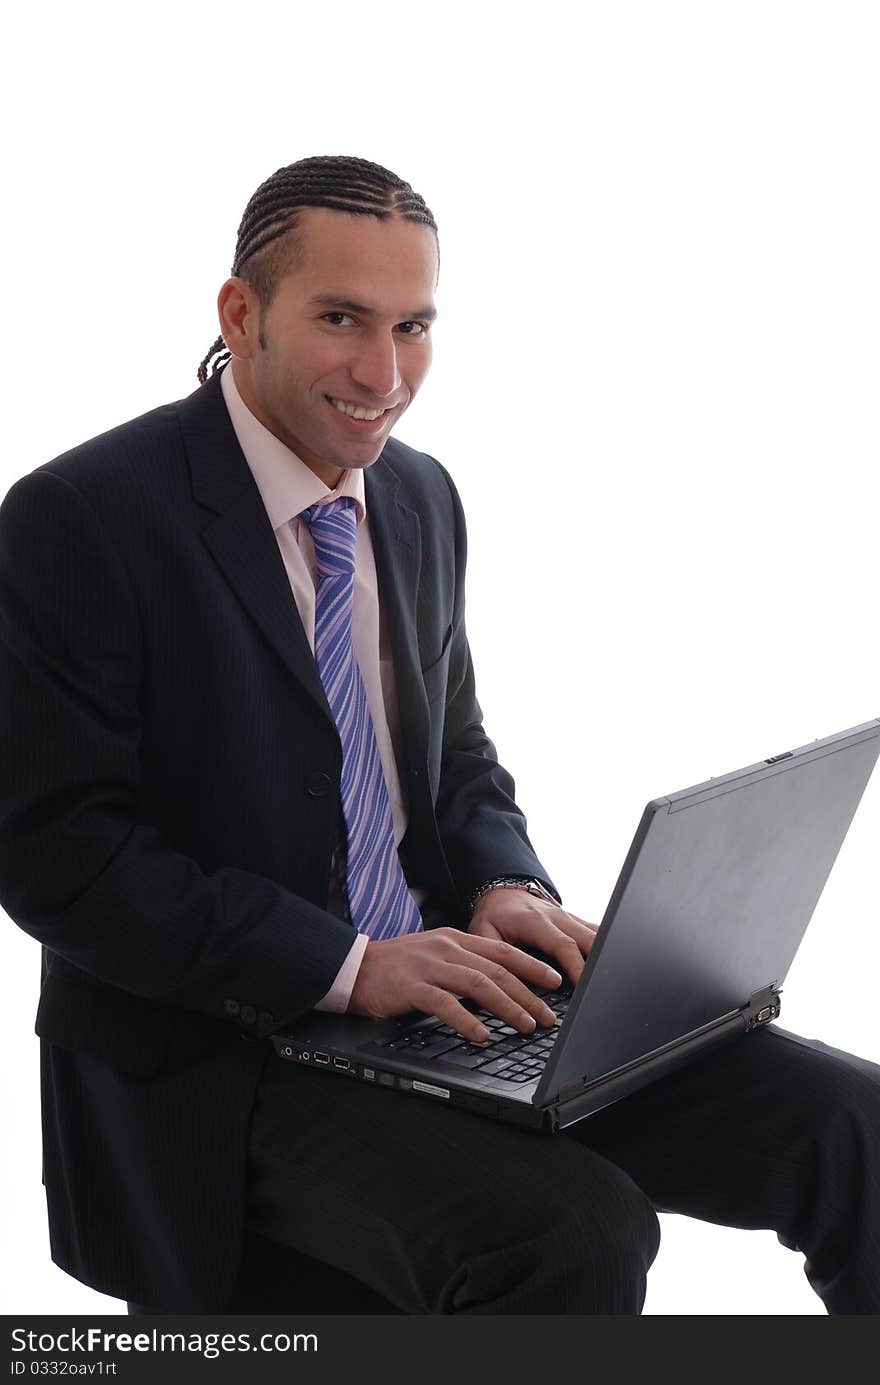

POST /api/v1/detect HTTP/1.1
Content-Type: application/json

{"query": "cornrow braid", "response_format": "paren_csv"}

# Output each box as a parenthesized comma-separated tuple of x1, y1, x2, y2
(197, 155, 438, 384)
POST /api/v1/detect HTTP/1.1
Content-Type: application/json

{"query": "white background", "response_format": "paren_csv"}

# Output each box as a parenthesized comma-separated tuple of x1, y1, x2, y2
(2, 0, 878, 1317)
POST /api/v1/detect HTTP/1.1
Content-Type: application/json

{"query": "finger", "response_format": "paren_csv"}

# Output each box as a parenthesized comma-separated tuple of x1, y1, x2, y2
(454, 931, 564, 991)
(467, 910, 598, 981)
(515, 924, 591, 986)
(525, 910, 599, 950)
(557, 912, 600, 951)
(469, 915, 592, 986)
(412, 984, 496, 1043)
(439, 962, 557, 1033)
(567, 913, 601, 939)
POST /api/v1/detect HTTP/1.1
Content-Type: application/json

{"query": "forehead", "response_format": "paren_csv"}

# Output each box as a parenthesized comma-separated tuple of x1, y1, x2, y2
(282, 206, 438, 305)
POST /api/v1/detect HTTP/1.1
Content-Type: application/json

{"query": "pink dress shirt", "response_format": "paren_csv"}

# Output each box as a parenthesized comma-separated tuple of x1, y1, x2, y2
(219, 363, 428, 1011)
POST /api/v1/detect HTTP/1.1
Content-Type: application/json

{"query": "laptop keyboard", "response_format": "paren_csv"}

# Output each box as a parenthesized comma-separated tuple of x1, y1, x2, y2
(369, 979, 573, 1084)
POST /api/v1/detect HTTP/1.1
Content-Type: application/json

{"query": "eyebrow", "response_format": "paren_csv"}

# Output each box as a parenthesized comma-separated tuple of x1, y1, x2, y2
(306, 294, 437, 322)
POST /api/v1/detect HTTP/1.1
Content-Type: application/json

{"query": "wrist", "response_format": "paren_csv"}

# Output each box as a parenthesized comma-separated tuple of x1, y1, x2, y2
(467, 875, 561, 919)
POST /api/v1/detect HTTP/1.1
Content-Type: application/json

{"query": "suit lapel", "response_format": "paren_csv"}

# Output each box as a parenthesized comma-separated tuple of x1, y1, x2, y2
(364, 459, 430, 773)
(177, 368, 429, 764)
(178, 368, 331, 719)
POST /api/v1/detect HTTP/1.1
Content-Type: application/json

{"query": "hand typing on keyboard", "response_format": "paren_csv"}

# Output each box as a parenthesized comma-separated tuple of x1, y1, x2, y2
(467, 885, 598, 993)
(372, 976, 575, 1084)
(348, 927, 563, 1044)
(348, 887, 598, 1045)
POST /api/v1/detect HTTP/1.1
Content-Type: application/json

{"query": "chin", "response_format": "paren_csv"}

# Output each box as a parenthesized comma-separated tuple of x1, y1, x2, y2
(342, 451, 383, 472)
(333, 438, 388, 467)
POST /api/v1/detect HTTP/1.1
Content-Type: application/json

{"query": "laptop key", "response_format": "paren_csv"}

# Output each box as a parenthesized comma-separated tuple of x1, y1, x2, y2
(475, 1057, 517, 1077)
(417, 1037, 469, 1059)
(436, 1050, 497, 1071)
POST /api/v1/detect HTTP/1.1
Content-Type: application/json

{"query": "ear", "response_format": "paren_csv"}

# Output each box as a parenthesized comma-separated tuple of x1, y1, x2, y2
(217, 277, 261, 359)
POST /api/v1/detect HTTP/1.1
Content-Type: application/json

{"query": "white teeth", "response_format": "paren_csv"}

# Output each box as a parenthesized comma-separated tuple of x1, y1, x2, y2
(329, 397, 385, 421)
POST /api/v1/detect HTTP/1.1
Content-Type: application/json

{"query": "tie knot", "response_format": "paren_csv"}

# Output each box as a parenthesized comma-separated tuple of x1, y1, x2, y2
(299, 496, 357, 578)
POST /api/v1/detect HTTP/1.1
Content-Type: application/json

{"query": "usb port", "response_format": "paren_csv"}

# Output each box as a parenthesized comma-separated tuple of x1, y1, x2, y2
(314, 1051, 330, 1064)
(333, 1057, 351, 1070)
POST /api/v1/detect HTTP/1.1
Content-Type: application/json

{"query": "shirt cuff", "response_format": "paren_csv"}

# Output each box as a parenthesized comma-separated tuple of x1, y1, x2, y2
(313, 930, 370, 1013)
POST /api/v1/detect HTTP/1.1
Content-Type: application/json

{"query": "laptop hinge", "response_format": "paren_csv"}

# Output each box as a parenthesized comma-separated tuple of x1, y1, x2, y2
(744, 984, 783, 1030)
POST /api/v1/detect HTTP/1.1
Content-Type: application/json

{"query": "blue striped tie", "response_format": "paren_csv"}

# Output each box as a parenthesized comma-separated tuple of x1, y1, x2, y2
(300, 497, 424, 940)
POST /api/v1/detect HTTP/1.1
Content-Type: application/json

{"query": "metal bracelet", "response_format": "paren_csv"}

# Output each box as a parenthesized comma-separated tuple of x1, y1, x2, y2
(467, 875, 561, 918)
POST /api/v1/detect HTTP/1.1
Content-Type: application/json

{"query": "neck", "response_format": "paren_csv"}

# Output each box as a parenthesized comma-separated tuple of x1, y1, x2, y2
(230, 357, 346, 490)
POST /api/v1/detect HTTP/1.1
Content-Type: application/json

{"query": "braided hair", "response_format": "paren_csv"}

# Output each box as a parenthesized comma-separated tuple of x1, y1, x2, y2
(197, 155, 438, 384)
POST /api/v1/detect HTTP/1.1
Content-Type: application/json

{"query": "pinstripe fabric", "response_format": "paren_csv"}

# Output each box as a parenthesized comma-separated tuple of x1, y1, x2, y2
(0, 366, 561, 1310)
(246, 1026, 880, 1314)
(247, 1053, 660, 1313)
(300, 498, 423, 940)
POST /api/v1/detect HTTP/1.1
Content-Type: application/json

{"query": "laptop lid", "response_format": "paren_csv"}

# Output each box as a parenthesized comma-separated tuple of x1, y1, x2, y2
(535, 718, 880, 1105)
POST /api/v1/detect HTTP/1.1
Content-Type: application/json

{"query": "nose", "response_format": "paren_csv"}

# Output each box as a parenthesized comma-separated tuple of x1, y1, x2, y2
(348, 330, 402, 400)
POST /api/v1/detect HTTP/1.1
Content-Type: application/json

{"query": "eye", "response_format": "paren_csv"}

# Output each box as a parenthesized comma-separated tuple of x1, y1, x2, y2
(322, 312, 354, 327)
(397, 321, 430, 337)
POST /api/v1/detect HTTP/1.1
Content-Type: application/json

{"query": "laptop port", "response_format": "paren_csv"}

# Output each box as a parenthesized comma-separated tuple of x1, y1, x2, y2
(333, 1057, 351, 1070)
(314, 1051, 330, 1064)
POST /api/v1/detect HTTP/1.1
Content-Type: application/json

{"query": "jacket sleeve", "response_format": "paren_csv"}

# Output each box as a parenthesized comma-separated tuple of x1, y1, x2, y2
(427, 459, 562, 909)
(0, 469, 357, 1035)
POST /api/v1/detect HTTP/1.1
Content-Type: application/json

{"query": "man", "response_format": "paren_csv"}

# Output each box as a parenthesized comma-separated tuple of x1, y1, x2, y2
(1, 156, 878, 1315)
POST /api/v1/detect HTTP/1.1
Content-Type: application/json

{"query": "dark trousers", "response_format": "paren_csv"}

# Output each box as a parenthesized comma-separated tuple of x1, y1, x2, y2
(240, 1026, 880, 1314)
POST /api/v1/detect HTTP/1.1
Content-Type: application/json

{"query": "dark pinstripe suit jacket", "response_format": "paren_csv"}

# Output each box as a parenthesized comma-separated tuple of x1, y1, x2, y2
(0, 364, 558, 1309)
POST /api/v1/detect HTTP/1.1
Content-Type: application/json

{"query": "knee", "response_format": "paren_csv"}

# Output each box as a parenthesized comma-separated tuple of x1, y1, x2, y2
(447, 1162, 660, 1315)
(791, 1042, 880, 1157)
(559, 1164, 662, 1312)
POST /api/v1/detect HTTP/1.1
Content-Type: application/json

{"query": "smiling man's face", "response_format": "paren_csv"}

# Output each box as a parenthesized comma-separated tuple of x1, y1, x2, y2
(218, 206, 439, 488)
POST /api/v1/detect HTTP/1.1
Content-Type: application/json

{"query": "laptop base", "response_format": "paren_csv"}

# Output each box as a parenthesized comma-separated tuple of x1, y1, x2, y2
(270, 988, 781, 1135)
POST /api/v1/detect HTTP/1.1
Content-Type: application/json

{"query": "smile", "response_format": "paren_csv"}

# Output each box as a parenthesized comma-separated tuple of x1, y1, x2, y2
(327, 396, 390, 422)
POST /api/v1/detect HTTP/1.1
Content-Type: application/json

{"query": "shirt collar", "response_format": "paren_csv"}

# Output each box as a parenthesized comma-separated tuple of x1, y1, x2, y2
(219, 360, 366, 530)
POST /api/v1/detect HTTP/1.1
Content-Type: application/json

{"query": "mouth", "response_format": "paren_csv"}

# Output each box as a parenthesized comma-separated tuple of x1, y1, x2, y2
(325, 395, 396, 432)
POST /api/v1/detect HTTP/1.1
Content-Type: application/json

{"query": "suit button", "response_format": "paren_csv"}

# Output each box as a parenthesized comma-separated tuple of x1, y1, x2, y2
(240, 1005, 256, 1025)
(307, 771, 332, 797)
(224, 999, 240, 1016)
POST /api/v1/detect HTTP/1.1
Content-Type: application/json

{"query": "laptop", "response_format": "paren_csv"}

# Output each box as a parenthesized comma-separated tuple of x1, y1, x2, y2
(272, 718, 880, 1133)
